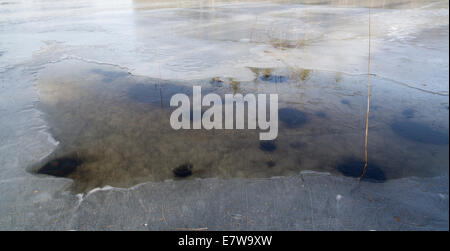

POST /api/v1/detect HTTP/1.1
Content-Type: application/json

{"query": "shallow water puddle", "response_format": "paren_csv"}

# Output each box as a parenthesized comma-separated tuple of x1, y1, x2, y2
(34, 60, 449, 193)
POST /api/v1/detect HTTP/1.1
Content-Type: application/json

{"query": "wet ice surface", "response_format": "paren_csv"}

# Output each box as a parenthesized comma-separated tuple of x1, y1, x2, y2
(0, 0, 449, 229)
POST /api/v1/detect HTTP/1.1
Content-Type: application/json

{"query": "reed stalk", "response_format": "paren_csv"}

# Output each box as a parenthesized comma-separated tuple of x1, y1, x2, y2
(360, 5, 372, 180)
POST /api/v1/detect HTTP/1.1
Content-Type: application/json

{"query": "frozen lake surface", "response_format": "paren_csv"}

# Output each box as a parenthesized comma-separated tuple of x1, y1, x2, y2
(0, 0, 448, 230)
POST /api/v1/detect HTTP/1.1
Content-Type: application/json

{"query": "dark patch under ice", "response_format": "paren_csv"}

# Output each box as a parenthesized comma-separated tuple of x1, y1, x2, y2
(259, 140, 277, 152)
(38, 155, 82, 177)
(173, 162, 193, 178)
(402, 108, 416, 119)
(391, 120, 449, 145)
(279, 107, 308, 128)
(341, 99, 351, 105)
(336, 157, 386, 182)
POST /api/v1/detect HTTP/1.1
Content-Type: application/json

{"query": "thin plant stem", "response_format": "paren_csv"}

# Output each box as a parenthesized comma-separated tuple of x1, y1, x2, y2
(157, 48, 163, 108)
(360, 5, 372, 180)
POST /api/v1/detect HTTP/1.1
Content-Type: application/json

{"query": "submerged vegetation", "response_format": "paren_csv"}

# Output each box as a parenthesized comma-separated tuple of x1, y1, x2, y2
(228, 78, 240, 94)
(249, 67, 289, 83)
(210, 77, 224, 86)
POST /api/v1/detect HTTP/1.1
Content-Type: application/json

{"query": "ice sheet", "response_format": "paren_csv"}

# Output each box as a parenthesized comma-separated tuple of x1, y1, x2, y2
(0, 0, 448, 230)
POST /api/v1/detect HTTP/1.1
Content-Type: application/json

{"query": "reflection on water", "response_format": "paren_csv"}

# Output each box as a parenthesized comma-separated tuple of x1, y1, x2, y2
(34, 60, 449, 193)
